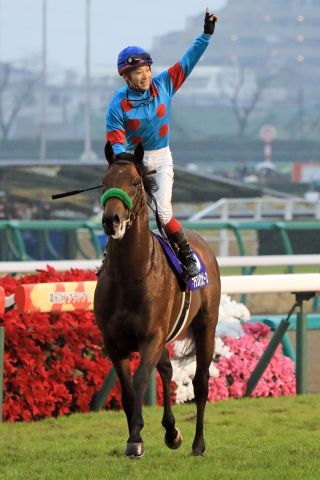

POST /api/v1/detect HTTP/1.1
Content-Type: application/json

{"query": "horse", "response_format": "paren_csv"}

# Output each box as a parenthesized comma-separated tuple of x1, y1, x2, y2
(94, 141, 221, 458)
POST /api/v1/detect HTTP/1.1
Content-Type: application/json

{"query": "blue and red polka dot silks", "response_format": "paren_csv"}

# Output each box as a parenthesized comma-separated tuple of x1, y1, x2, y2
(106, 33, 212, 154)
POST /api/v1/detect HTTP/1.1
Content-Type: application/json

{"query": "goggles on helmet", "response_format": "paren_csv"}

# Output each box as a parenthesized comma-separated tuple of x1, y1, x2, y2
(125, 52, 152, 66)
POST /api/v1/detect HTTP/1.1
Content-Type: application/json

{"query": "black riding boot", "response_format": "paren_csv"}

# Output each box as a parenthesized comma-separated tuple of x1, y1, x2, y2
(96, 242, 108, 276)
(167, 228, 200, 279)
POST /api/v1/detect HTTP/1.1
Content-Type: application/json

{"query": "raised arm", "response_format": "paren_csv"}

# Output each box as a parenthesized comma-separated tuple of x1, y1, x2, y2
(157, 9, 218, 97)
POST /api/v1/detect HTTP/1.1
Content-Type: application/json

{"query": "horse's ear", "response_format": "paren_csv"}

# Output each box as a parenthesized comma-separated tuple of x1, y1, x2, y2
(134, 142, 144, 166)
(104, 141, 116, 164)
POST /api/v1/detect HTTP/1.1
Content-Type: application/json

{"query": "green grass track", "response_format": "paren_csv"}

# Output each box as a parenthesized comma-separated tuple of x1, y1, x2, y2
(1, 395, 320, 480)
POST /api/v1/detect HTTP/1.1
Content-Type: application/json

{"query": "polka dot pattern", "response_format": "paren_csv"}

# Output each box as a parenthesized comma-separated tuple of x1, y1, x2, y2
(127, 119, 141, 130)
(132, 136, 143, 145)
(121, 98, 133, 113)
(159, 124, 169, 138)
(157, 104, 166, 118)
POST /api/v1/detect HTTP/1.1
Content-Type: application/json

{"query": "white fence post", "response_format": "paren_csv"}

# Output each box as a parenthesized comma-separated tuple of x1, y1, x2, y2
(219, 202, 229, 256)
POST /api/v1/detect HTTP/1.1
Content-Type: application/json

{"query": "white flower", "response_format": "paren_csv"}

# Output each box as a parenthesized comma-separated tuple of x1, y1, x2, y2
(219, 294, 250, 323)
(209, 362, 220, 378)
(217, 294, 251, 338)
(215, 337, 232, 359)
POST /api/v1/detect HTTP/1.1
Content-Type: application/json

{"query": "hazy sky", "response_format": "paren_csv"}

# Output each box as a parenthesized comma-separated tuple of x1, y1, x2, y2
(0, 0, 227, 73)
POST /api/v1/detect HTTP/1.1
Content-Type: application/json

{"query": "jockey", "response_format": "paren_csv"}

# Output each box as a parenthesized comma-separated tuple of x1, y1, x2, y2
(104, 9, 218, 278)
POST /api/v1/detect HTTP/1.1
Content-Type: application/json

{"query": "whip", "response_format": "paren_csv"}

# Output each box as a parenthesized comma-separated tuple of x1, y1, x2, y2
(51, 170, 156, 200)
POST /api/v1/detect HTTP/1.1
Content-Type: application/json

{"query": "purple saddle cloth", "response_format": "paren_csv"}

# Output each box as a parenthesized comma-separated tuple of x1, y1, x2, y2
(152, 231, 209, 291)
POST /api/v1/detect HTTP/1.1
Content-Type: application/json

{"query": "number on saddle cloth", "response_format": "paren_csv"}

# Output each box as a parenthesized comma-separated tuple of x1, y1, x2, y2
(152, 232, 209, 291)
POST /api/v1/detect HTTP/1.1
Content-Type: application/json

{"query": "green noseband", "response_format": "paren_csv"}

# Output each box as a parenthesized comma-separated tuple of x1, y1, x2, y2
(101, 188, 133, 210)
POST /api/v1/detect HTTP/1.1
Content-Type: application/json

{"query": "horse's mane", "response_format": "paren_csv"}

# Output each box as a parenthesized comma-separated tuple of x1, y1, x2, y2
(114, 152, 158, 197)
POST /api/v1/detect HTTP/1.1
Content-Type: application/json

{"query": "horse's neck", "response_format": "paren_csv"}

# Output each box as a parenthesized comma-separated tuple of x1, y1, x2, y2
(107, 208, 153, 280)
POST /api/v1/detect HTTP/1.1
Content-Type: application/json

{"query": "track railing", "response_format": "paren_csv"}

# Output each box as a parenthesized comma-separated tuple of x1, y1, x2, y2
(1, 219, 320, 261)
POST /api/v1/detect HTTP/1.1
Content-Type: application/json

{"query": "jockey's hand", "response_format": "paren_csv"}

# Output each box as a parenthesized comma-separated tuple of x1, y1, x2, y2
(204, 8, 218, 35)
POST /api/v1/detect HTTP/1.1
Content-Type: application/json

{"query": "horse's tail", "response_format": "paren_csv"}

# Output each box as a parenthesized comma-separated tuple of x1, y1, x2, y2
(173, 328, 196, 366)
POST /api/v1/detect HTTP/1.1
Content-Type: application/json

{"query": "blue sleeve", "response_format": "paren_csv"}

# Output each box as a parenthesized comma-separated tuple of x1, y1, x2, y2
(155, 33, 212, 97)
(106, 100, 126, 154)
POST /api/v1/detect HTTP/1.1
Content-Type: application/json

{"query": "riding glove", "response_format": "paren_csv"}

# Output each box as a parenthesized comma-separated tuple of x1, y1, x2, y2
(204, 10, 217, 35)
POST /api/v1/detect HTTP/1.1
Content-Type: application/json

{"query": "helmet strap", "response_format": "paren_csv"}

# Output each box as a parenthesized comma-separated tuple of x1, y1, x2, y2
(124, 74, 142, 92)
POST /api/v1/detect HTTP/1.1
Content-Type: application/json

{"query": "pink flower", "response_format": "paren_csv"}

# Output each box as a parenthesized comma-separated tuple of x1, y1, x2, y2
(208, 377, 229, 401)
(207, 323, 296, 402)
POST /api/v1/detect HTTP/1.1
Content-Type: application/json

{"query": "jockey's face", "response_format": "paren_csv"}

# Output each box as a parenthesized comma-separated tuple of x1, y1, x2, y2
(129, 66, 152, 91)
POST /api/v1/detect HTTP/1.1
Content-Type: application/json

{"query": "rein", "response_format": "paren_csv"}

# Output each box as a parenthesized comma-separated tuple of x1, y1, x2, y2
(147, 193, 167, 239)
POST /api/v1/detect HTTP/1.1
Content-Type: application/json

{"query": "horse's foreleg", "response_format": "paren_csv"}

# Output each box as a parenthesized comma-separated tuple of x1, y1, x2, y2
(192, 322, 216, 456)
(111, 358, 134, 437)
(157, 348, 182, 449)
(126, 335, 164, 457)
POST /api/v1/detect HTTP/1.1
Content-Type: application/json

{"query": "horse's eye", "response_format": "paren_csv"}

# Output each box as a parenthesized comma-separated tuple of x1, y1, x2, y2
(133, 180, 140, 187)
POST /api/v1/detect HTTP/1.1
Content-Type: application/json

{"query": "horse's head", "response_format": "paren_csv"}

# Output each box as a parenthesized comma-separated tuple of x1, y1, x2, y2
(101, 141, 156, 240)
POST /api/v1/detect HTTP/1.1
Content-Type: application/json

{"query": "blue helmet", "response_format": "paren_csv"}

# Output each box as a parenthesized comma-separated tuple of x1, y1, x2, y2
(117, 46, 153, 76)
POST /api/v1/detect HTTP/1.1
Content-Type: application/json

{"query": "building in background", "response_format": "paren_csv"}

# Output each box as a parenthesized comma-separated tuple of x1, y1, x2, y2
(152, 0, 320, 106)
(2, 66, 122, 140)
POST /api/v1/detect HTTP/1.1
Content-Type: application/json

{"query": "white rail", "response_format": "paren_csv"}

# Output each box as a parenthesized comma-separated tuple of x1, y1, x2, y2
(188, 197, 320, 222)
(0, 260, 100, 273)
(221, 273, 320, 294)
(217, 254, 320, 268)
(0, 255, 320, 274)
(2, 273, 320, 298)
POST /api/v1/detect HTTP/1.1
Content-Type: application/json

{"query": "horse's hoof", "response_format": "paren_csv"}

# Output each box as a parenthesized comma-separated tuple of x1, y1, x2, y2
(164, 428, 183, 450)
(125, 442, 145, 459)
(192, 447, 205, 457)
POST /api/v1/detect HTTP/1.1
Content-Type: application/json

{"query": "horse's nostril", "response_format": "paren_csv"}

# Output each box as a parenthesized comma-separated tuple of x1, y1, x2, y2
(113, 214, 120, 226)
(102, 215, 114, 234)
(102, 213, 121, 235)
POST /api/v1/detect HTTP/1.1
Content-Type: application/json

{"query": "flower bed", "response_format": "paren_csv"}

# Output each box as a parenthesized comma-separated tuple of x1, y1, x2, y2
(0, 268, 295, 422)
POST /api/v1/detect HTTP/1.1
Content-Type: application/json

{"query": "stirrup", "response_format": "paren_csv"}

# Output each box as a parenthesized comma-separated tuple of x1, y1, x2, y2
(179, 251, 200, 279)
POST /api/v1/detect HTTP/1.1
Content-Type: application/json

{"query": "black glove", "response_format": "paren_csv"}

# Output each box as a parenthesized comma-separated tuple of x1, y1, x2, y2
(204, 10, 218, 35)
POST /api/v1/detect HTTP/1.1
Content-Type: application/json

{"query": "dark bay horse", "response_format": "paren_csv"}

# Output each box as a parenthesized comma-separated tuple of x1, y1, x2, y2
(94, 141, 221, 458)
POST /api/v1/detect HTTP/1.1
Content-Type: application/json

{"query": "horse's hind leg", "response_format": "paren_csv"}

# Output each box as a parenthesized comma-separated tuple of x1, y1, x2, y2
(192, 318, 216, 456)
(157, 348, 182, 450)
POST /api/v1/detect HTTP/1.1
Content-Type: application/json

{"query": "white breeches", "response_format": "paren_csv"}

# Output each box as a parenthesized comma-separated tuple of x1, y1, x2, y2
(143, 146, 174, 224)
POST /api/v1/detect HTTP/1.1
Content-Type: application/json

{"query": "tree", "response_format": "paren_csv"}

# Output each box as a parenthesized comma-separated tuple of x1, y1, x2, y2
(217, 64, 288, 138)
(0, 62, 39, 141)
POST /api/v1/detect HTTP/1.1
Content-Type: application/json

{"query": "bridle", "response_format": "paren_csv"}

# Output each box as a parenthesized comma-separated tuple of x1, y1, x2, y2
(101, 160, 146, 230)
(120, 179, 144, 230)
(102, 161, 156, 283)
